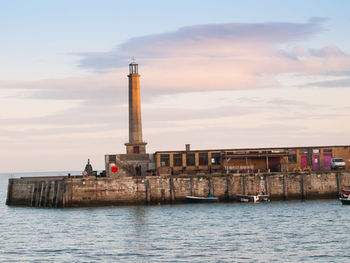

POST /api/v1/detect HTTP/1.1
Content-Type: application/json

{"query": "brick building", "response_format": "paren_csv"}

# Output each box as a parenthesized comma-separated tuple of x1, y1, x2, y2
(155, 145, 350, 175)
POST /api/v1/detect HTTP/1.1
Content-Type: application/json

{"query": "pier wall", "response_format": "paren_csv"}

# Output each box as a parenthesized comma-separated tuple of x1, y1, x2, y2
(6, 171, 350, 207)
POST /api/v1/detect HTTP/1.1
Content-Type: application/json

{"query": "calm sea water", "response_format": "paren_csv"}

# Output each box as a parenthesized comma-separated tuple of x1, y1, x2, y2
(1, 172, 350, 262)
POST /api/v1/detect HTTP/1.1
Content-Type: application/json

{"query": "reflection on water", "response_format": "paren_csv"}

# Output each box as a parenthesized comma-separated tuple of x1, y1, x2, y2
(130, 206, 149, 256)
(0, 172, 349, 262)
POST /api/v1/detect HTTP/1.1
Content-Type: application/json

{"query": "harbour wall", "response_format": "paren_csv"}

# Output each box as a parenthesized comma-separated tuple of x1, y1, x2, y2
(6, 171, 350, 208)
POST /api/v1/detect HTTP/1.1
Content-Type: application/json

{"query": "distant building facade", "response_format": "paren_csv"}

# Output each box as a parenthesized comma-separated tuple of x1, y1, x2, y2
(155, 145, 350, 175)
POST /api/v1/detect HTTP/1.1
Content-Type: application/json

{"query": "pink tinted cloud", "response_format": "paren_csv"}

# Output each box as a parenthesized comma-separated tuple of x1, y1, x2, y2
(70, 19, 350, 92)
(2, 19, 350, 101)
(77, 18, 325, 67)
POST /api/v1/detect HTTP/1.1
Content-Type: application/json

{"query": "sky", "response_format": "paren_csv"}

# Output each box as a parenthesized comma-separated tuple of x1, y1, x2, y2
(1, 0, 350, 173)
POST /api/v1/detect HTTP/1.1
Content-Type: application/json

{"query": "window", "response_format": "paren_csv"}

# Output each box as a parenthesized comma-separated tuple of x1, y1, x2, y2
(133, 146, 140, 154)
(109, 155, 116, 162)
(173, 154, 182, 166)
(300, 149, 308, 155)
(323, 149, 332, 155)
(160, 154, 170, 167)
(186, 153, 195, 166)
(199, 153, 208, 166)
(211, 153, 221, 165)
(288, 150, 297, 163)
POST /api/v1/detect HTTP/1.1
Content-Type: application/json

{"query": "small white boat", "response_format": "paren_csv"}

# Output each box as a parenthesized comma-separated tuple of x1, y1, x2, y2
(340, 186, 350, 198)
(236, 194, 270, 203)
(339, 186, 350, 205)
(340, 196, 350, 205)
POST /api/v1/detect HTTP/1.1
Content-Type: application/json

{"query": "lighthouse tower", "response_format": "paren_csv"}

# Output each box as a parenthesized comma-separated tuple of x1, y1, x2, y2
(125, 60, 147, 154)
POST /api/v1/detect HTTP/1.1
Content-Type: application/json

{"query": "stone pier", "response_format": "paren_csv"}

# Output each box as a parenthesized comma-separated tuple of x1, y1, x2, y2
(6, 171, 350, 208)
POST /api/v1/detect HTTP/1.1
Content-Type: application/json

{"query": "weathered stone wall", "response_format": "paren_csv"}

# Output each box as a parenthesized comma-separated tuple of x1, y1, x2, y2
(67, 177, 147, 206)
(6, 171, 350, 208)
(6, 177, 65, 207)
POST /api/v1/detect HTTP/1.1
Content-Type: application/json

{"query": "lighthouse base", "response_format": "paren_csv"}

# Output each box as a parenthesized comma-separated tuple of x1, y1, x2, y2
(125, 142, 147, 154)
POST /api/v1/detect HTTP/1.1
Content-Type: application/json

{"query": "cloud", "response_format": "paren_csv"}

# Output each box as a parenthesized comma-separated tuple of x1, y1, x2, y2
(1, 72, 126, 103)
(303, 77, 350, 88)
(2, 18, 350, 105)
(308, 46, 346, 58)
(267, 98, 311, 106)
(68, 18, 350, 94)
(77, 18, 326, 69)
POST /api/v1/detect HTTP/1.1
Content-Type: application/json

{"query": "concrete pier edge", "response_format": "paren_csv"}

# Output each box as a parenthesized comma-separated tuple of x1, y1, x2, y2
(6, 171, 349, 208)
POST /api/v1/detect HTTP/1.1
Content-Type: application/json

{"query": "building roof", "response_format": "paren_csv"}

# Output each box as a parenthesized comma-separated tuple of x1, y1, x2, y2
(154, 145, 350, 154)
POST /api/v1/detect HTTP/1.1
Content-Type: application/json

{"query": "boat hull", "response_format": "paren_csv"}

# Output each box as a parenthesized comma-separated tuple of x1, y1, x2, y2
(185, 196, 219, 203)
(340, 198, 350, 205)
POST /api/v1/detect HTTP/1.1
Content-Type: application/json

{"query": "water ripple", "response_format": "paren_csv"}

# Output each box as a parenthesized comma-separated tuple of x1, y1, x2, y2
(1, 174, 350, 262)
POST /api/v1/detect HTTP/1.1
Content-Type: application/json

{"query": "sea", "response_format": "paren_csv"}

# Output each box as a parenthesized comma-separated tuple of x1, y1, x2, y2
(0, 171, 349, 262)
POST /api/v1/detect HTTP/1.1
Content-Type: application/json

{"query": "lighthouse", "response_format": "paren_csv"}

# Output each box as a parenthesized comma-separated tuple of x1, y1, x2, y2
(125, 60, 147, 154)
